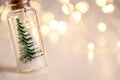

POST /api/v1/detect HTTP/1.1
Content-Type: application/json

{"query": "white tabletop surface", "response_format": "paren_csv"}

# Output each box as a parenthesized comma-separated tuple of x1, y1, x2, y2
(0, 0, 120, 80)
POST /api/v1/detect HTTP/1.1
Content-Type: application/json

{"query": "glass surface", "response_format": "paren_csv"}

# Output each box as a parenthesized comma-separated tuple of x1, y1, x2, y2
(7, 7, 47, 72)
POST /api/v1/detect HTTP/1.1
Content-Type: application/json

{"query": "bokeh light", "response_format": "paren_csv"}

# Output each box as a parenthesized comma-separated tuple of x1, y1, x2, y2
(75, 1, 89, 14)
(30, 0, 41, 12)
(58, 21, 67, 34)
(42, 12, 55, 24)
(102, 4, 115, 13)
(116, 41, 120, 48)
(97, 22, 107, 32)
(60, 0, 70, 4)
(96, 0, 107, 7)
(88, 51, 94, 61)
(88, 42, 95, 51)
(70, 11, 82, 23)
(49, 20, 59, 30)
(41, 24, 50, 36)
(61, 3, 74, 15)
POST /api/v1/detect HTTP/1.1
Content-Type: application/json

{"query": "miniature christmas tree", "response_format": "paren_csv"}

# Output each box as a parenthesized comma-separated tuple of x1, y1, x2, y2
(16, 18, 43, 63)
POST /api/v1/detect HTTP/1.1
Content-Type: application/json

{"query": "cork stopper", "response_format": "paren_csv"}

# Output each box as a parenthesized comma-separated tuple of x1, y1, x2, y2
(9, 0, 30, 10)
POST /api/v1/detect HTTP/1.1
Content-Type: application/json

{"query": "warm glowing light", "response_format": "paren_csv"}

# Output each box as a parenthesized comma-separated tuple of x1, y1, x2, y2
(102, 4, 115, 13)
(96, 0, 106, 7)
(88, 42, 95, 51)
(49, 32, 59, 42)
(117, 41, 120, 48)
(58, 21, 67, 34)
(60, 0, 70, 3)
(88, 51, 94, 61)
(49, 20, 59, 30)
(70, 11, 82, 23)
(0, 5, 5, 14)
(75, 1, 89, 13)
(42, 12, 55, 24)
(41, 25, 50, 36)
(30, 0, 41, 12)
(97, 22, 107, 32)
(61, 3, 74, 15)
(1, 6, 9, 22)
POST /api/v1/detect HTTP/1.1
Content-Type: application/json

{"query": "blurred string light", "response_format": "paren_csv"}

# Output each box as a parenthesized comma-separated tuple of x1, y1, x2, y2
(61, 3, 74, 15)
(88, 42, 95, 51)
(60, 0, 70, 4)
(60, 1, 89, 23)
(49, 19, 67, 34)
(41, 18, 67, 42)
(41, 24, 50, 36)
(97, 22, 107, 32)
(30, 0, 41, 12)
(75, 1, 89, 14)
(96, 0, 107, 7)
(88, 51, 94, 62)
(49, 20, 59, 30)
(116, 41, 120, 48)
(70, 11, 82, 23)
(95, 0, 115, 14)
(102, 4, 115, 13)
(58, 21, 67, 34)
(88, 42, 95, 62)
(42, 12, 55, 24)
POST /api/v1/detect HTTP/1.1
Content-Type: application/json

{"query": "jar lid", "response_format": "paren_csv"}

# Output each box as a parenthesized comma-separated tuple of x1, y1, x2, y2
(8, 0, 30, 10)
(9, 0, 30, 4)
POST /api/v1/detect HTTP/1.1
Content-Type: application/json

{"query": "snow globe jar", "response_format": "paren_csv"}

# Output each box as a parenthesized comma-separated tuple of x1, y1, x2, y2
(7, 0, 47, 72)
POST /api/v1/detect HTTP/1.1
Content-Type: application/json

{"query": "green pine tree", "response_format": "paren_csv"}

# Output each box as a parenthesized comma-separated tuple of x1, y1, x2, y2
(16, 18, 43, 63)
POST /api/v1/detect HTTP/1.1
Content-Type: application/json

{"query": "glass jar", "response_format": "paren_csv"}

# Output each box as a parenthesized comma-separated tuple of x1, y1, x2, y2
(7, 0, 47, 72)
